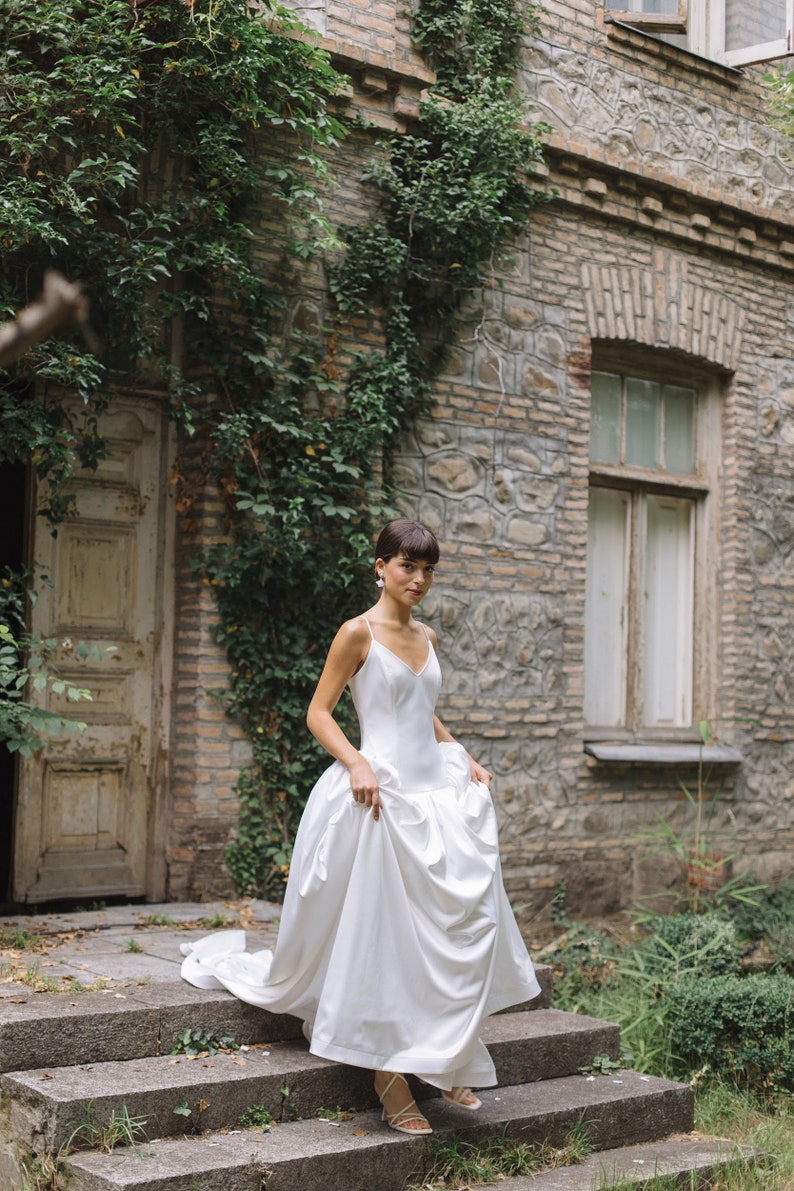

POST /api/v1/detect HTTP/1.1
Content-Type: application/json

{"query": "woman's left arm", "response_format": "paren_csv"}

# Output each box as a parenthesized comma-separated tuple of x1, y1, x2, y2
(433, 713, 493, 788)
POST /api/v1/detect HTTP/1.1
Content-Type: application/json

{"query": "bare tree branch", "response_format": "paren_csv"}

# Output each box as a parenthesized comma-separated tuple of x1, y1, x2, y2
(0, 271, 89, 368)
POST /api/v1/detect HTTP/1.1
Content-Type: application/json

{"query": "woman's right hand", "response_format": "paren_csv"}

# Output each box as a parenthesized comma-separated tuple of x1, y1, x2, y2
(349, 757, 381, 821)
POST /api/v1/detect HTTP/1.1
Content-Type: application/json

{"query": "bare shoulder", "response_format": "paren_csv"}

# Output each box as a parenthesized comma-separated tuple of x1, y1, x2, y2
(314, 616, 371, 690)
(419, 621, 438, 648)
(331, 615, 372, 656)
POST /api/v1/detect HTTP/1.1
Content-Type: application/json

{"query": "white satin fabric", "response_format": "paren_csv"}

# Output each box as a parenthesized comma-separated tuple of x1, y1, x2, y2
(181, 624, 541, 1091)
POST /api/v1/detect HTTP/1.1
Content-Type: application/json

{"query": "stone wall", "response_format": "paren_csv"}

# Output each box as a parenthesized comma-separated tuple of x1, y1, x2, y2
(393, 2, 794, 916)
(166, 0, 794, 913)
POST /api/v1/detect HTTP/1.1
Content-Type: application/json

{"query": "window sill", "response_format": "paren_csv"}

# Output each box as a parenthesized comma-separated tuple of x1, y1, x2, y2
(584, 742, 743, 765)
(590, 463, 710, 495)
(604, 18, 743, 87)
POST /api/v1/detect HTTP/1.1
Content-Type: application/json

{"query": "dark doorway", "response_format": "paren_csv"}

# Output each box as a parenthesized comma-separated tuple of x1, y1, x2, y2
(0, 460, 28, 905)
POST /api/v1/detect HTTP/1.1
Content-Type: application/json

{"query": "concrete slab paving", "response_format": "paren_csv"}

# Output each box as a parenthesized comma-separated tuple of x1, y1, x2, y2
(0, 982, 306, 1074)
(0, 899, 551, 1006)
(0, 900, 281, 997)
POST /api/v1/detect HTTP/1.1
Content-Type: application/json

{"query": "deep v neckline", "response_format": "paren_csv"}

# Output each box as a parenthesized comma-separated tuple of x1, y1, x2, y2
(364, 617, 431, 676)
(373, 638, 431, 677)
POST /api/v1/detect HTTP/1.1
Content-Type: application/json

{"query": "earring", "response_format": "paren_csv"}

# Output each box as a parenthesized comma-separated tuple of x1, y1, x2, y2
(376, 576, 384, 588)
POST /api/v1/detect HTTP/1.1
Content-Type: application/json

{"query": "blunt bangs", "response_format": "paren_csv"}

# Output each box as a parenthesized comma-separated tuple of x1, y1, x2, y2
(375, 519, 440, 565)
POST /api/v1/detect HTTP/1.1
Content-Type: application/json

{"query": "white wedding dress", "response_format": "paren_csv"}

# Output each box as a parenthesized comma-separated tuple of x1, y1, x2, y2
(181, 618, 541, 1091)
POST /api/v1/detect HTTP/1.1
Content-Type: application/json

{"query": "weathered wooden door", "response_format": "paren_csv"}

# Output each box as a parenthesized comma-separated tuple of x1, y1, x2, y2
(13, 397, 173, 902)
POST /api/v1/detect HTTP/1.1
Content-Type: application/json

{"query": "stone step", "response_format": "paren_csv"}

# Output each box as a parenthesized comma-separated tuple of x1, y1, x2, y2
(476, 1136, 752, 1190)
(61, 1071, 695, 1191)
(4, 1009, 619, 1152)
(0, 968, 553, 1073)
(0, 985, 299, 1076)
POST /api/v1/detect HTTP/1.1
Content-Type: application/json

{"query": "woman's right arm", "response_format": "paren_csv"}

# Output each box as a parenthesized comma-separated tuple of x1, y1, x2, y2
(306, 619, 383, 820)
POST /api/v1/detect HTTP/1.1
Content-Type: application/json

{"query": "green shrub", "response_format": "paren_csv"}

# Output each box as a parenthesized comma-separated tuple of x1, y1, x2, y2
(667, 973, 794, 1093)
(639, 912, 741, 979)
(541, 923, 618, 1012)
(764, 922, 794, 976)
(723, 882, 794, 975)
(726, 881, 794, 943)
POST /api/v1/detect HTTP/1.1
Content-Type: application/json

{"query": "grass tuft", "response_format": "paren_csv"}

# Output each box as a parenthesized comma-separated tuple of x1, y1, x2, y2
(316, 1105, 356, 1121)
(0, 926, 45, 952)
(64, 1100, 148, 1154)
(406, 1121, 594, 1189)
(238, 1104, 275, 1129)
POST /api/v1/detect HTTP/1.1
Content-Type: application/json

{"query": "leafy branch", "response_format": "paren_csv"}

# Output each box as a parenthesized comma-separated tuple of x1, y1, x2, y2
(0, 0, 549, 895)
(0, 623, 103, 756)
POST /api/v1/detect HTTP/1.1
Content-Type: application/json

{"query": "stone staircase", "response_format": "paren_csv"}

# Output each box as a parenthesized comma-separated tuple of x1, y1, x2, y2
(0, 966, 747, 1190)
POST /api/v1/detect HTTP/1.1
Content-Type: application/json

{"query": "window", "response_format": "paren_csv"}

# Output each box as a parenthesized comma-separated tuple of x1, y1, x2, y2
(605, 0, 794, 66)
(584, 364, 720, 737)
(718, 0, 794, 64)
(606, 0, 688, 35)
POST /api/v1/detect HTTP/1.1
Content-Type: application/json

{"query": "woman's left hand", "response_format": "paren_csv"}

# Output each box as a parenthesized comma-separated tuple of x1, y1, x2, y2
(469, 758, 493, 787)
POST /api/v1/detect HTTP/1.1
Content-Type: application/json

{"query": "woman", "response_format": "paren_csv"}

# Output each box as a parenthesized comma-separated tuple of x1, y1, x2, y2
(182, 518, 541, 1135)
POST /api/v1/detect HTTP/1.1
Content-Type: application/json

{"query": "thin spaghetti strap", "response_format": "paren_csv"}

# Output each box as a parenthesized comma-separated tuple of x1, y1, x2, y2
(418, 622, 434, 662)
(362, 616, 375, 640)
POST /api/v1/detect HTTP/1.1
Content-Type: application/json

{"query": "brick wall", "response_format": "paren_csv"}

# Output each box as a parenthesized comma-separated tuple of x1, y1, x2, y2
(166, 1, 794, 913)
(165, 131, 393, 898)
(395, 3, 794, 916)
(168, 426, 252, 900)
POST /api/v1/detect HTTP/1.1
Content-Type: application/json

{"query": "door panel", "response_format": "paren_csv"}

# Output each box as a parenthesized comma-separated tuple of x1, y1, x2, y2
(13, 399, 171, 902)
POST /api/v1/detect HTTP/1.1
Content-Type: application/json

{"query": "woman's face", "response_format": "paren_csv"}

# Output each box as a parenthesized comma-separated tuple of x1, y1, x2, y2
(378, 551, 435, 606)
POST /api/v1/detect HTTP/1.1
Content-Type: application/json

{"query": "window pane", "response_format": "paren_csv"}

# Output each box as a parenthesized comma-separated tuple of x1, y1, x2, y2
(590, 372, 621, 463)
(643, 497, 693, 728)
(625, 378, 660, 468)
(725, 0, 785, 50)
(585, 488, 630, 727)
(605, 0, 680, 11)
(663, 385, 696, 474)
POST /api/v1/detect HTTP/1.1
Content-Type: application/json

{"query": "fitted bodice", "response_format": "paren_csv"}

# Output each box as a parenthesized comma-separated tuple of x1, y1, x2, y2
(347, 624, 448, 792)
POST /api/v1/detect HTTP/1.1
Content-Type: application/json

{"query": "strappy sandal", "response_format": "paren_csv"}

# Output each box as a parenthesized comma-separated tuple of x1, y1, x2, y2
(376, 1073, 433, 1135)
(441, 1085, 482, 1111)
(418, 1077, 482, 1112)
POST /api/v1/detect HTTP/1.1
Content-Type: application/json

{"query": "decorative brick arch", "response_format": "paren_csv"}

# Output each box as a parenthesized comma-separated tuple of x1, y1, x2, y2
(580, 247, 746, 372)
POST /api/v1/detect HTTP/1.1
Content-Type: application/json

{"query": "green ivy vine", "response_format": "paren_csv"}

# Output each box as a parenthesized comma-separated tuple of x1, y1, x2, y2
(0, 0, 548, 901)
(0, 0, 345, 499)
(224, 0, 549, 897)
(0, 0, 350, 781)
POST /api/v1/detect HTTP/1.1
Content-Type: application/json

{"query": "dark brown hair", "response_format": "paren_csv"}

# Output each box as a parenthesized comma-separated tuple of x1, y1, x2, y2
(375, 519, 440, 565)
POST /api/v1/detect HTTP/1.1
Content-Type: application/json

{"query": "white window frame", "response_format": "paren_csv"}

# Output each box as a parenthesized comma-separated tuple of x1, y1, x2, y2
(584, 357, 721, 742)
(606, 0, 794, 66)
(708, 0, 794, 67)
(606, 0, 688, 35)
